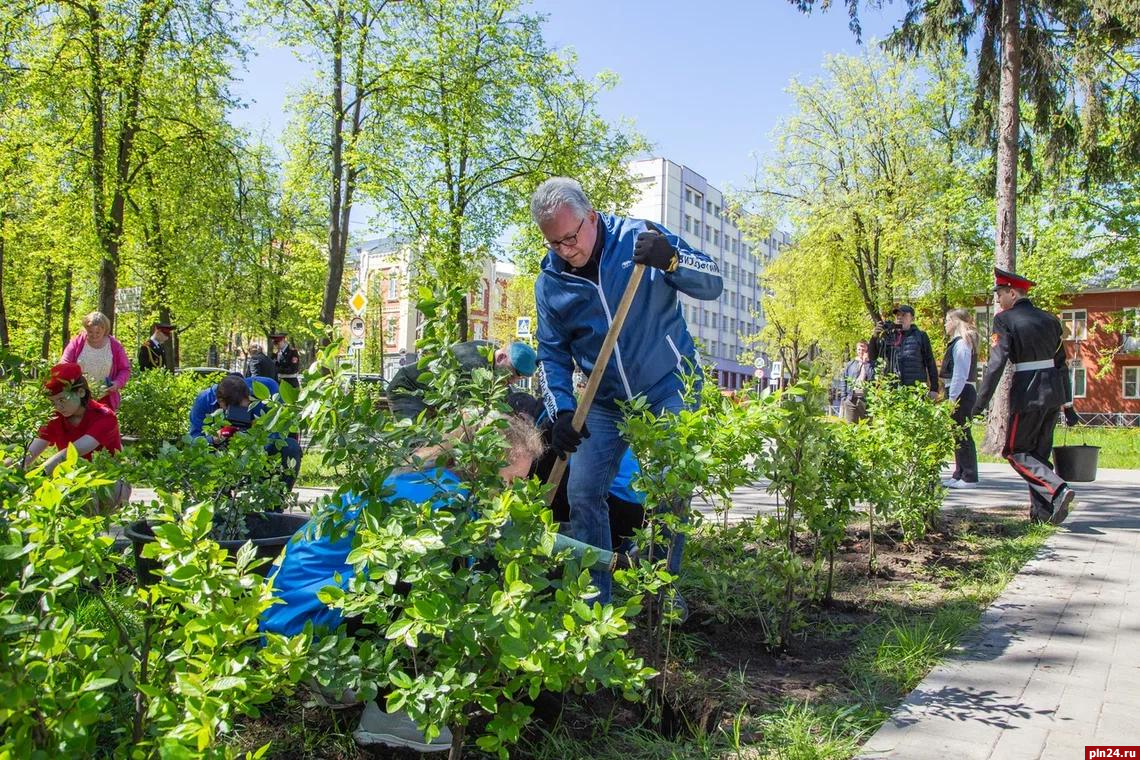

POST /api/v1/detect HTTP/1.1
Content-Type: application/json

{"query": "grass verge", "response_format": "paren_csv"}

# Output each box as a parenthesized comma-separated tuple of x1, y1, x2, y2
(972, 423, 1140, 469)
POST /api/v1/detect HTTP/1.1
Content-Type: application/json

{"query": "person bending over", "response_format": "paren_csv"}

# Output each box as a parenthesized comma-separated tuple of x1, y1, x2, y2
(23, 361, 130, 508)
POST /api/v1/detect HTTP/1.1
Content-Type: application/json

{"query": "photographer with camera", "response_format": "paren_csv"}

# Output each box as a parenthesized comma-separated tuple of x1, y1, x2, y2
(209, 374, 302, 494)
(188, 373, 279, 440)
(868, 304, 938, 398)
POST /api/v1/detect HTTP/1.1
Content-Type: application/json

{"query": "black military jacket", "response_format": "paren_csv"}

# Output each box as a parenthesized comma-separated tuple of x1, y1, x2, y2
(973, 299, 1071, 416)
(137, 339, 168, 371)
(275, 344, 301, 377)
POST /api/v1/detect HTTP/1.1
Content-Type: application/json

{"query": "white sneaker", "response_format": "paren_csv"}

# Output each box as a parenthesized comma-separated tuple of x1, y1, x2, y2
(352, 701, 452, 752)
(941, 478, 959, 487)
(947, 480, 978, 490)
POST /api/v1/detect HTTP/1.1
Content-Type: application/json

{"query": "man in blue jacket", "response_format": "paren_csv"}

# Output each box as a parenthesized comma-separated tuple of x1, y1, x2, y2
(530, 176, 722, 605)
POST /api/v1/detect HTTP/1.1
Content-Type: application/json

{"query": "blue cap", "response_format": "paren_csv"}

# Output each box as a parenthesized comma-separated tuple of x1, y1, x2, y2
(507, 342, 537, 376)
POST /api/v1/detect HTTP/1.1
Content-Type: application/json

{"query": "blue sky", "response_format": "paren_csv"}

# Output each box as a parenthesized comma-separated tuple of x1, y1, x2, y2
(228, 1, 898, 228)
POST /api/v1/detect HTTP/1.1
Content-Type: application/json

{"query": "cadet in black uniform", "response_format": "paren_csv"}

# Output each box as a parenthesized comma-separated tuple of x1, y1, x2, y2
(137, 322, 174, 371)
(270, 332, 301, 389)
(972, 268, 1076, 524)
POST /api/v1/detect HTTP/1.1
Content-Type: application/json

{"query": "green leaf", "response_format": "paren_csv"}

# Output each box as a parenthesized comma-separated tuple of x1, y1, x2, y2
(278, 379, 299, 404)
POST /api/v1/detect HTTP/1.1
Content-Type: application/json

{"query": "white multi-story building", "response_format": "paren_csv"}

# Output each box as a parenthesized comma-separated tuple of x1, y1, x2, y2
(628, 158, 789, 390)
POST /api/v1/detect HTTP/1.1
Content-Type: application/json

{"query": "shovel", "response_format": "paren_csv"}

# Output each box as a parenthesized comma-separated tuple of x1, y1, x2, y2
(543, 223, 662, 503)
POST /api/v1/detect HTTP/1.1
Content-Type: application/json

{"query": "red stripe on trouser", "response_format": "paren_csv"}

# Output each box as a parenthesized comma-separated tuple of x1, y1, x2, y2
(1007, 456, 1057, 493)
(1006, 413, 1019, 454)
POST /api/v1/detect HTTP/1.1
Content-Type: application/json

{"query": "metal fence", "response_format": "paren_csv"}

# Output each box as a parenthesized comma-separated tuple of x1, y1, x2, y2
(1076, 412, 1140, 427)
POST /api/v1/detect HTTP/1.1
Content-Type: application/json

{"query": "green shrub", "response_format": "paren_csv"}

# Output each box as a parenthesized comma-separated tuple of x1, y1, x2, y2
(860, 376, 957, 543)
(118, 370, 219, 446)
(0, 451, 307, 757)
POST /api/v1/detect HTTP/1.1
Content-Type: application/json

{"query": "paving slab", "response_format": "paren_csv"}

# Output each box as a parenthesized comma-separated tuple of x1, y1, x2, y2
(858, 465, 1140, 759)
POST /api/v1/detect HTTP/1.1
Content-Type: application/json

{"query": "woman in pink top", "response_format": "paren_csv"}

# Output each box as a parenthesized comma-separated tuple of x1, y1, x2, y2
(61, 311, 132, 411)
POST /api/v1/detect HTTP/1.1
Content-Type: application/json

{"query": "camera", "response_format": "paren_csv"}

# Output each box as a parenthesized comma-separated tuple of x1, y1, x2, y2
(224, 405, 254, 431)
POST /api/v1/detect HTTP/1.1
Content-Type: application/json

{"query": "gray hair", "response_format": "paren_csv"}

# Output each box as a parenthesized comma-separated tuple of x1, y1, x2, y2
(530, 177, 591, 225)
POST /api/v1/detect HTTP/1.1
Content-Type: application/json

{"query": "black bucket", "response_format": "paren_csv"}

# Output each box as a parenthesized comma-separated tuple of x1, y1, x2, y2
(1053, 445, 1100, 483)
(124, 512, 309, 586)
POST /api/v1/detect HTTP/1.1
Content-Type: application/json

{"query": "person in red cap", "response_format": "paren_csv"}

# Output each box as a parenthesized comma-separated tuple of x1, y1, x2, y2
(972, 267, 1075, 524)
(137, 322, 175, 371)
(22, 362, 131, 507)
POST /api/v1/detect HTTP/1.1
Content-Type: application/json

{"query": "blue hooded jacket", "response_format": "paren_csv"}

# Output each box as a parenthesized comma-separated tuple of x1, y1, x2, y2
(259, 470, 464, 637)
(188, 375, 280, 439)
(534, 213, 722, 417)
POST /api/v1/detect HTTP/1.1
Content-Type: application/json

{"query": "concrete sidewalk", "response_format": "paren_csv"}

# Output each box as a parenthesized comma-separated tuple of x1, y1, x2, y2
(859, 466, 1140, 759)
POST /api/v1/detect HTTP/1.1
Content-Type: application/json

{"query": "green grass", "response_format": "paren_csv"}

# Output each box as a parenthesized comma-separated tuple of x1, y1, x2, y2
(972, 423, 1140, 469)
(296, 455, 341, 487)
(846, 603, 981, 698)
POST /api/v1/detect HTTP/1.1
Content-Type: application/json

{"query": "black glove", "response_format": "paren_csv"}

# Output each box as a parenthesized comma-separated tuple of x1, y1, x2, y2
(1063, 405, 1079, 427)
(633, 230, 678, 272)
(551, 410, 589, 459)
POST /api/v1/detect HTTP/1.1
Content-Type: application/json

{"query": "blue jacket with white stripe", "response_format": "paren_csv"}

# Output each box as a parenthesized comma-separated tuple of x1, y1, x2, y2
(534, 213, 722, 415)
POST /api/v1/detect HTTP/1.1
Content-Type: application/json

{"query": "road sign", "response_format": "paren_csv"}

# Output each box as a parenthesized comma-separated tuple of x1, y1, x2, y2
(770, 361, 782, 386)
(349, 337, 364, 353)
(115, 286, 141, 313)
(349, 290, 367, 316)
(349, 316, 365, 338)
(516, 316, 532, 339)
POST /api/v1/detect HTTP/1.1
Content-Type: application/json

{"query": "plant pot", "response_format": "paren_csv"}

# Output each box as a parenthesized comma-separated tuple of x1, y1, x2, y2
(124, 512, 309, 587)
(1053, 444, 1100, 483)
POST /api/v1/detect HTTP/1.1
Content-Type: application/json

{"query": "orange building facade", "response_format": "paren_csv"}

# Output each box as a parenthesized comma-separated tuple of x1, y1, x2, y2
(975, 288, 1140, 423)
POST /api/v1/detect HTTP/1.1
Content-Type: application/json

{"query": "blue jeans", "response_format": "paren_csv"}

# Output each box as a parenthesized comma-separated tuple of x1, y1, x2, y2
(567, 372, 692, 603)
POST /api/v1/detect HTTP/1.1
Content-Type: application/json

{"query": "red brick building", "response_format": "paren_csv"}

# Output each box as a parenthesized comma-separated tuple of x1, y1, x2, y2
(975, 287, 1140, 423)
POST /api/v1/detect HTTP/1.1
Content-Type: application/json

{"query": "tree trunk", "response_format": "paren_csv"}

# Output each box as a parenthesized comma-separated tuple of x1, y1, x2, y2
(983, 0, 1021, 456)
(0, 216, 8, 348)
(60, 268, 73, 353)
(447, 721, 465, 760)
(41, 270, 54, 360)
(319, 10, 349, 338)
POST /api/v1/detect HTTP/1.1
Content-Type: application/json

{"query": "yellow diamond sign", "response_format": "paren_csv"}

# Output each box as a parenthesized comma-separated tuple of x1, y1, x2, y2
(349, 290, 367, 316)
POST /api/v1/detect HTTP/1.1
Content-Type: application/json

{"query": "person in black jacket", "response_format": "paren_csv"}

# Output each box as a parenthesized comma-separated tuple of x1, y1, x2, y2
(270, 332, 301, 389)
(869, 304, 938, 397)
(972, 268, 1076, 525)
(137, 323, 174, 372)
(244, 343, 278, 381)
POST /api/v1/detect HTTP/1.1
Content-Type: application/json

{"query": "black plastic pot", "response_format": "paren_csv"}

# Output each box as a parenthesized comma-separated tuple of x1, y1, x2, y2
(124, 512, 308, 587)
(1053, 445, 1100, 483)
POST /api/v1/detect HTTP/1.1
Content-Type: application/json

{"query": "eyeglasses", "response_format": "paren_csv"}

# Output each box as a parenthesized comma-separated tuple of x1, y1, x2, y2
(546, 217, 586, 251)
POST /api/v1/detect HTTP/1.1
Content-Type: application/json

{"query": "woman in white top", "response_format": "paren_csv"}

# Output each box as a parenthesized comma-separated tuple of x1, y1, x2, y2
(940, 309, 979, 488)
(61, 311, 132, 411)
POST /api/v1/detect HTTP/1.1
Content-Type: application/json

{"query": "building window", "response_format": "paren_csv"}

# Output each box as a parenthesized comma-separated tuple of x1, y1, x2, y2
(705, 226, 711, 241)
(742, 243, 749, 257)
(1070, 363, 1087, 398)
(693, 191, 703, 208)
(685, 188, 693, 204)
(1061, 309, 1088, 340)
(714, 205, 720, 218)
(1124, 307, 1140, 338)
(706, 200, 713, 213)
(684, 214, 692, 233)
(1125, 367, 1140, 399)
(693, 220, 701, 238)
(387, 277, 398, 300)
